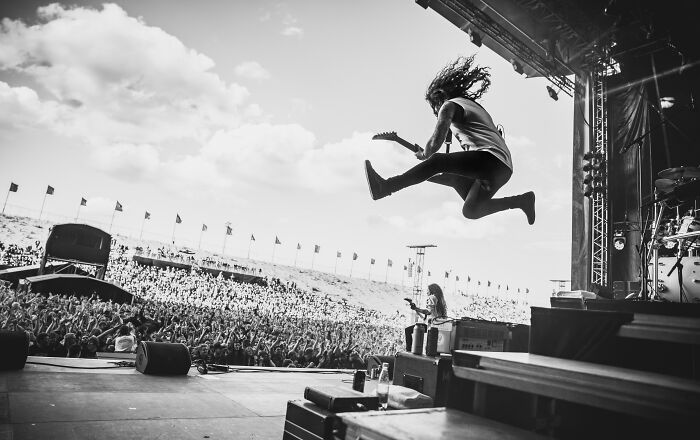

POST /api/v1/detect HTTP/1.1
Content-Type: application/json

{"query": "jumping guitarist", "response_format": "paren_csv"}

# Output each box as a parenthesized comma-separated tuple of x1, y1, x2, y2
(364, 55, 536, 224)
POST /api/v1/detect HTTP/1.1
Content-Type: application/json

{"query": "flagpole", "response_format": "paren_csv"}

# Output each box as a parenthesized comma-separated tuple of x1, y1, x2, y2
(198, 229, 204, 251)
(271, 243, 276, 263)
(368, 262, 371, 281)
(384, 265, 389, 283)
(294, 247, 299, 267)
(75, 204, 81, 222)
(2, 189, 10, 215)
(334, 255, 338, 274)
(139, 217, 146, 241)
(311, 252, 316, 270)
(171, 221, 177, 245)
(247, 238, 252, 259)
(109, 209, 117, 233)
(39, 193, 48, 221)
(349, 259, 354, 278)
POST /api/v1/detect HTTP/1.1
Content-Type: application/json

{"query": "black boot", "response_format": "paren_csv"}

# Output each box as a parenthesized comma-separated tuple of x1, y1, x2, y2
(364, 160, 391, 200)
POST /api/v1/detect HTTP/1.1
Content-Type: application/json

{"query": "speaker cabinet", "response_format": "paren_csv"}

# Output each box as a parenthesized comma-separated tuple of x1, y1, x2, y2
(0, 330, 29, 370)
(135, 341, 191, 375)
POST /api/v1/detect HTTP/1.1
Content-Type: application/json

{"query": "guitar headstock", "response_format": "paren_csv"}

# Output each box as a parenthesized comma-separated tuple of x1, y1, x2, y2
(372, 131, 398, 141)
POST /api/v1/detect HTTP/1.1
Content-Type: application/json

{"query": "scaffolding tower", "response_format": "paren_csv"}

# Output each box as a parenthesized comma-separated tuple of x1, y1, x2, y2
(407, 244, 436, 310)
(590, 68, 609, 287)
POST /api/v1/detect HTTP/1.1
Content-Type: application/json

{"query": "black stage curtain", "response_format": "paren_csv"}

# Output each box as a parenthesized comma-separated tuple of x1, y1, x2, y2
(607, 78, 648, 283)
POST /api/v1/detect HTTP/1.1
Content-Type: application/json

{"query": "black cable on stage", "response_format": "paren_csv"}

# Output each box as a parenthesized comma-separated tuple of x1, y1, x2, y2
(26, 360, 135, 369)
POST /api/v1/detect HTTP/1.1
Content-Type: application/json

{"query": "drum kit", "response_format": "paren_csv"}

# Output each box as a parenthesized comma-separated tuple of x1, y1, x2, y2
(647, 166, 700, 302)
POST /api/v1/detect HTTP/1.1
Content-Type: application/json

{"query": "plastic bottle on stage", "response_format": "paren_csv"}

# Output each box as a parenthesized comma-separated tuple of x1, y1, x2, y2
(376, 362, 390, 410)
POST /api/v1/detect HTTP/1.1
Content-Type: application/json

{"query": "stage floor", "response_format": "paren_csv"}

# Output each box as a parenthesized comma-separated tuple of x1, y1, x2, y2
(0, 357, 360, 440)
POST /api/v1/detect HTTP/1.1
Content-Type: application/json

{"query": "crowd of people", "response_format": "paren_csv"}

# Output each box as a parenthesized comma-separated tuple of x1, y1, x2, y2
(0, 240, 43, 268)
(1, 235, 528, 368)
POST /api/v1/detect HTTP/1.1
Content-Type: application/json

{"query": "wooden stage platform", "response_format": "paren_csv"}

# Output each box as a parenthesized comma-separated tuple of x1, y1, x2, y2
(0, 357, 358, 440)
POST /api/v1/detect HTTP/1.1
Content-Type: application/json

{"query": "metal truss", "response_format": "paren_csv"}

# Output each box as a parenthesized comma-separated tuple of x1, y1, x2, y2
(511, 0, 607, 70)
(436, 0, 576, 96)
(590, 67, 609, 286)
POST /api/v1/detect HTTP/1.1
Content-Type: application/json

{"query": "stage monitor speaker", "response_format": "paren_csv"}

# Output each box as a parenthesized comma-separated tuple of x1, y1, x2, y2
(135, 341, 191, 375)
(0, 330, 29, 370)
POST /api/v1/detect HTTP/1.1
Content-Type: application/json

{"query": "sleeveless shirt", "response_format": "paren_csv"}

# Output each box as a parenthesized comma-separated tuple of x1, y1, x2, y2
(447, 97, 513, 171)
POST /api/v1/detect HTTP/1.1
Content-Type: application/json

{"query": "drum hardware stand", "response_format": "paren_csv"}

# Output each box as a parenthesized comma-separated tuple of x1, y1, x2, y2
(645, 197, 667, 300)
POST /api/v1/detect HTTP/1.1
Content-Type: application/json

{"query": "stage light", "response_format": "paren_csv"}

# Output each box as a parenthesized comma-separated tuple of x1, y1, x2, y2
(660, 97, 676, 109)
(510, 59, 524, 75)
(613, 230, 626, 250)
(583, 185, 593, 198)
(467, 28, 482, 47)
(664, 239, 677, 250)
(546, 85, 559, 101)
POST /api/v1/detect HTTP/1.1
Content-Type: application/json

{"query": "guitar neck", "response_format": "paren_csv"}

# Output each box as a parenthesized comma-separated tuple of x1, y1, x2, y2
(394, 136, 421, 153)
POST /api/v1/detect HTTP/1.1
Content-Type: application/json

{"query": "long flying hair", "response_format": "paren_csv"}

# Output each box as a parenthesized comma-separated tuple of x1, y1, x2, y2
(427, 283, 447, 318)
(425, 55, 491, 115)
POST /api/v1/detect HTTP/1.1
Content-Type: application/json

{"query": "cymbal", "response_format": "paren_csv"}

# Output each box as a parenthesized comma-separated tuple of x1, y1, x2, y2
(655, 178, 678, 193)
(658, 166, 700, 180)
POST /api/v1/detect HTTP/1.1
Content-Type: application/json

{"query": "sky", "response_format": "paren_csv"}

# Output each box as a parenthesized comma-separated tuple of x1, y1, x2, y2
(0, 0, 573, 306)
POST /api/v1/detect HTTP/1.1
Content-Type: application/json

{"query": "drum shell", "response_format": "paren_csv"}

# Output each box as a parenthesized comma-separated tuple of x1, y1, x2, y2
(650, 256, 700, 302)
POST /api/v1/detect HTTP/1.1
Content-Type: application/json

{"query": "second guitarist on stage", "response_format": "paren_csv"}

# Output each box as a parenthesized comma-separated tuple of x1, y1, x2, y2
(364, 55, 536, 225)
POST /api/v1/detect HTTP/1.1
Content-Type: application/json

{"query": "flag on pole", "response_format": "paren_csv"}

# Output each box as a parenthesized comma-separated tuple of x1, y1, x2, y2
(468, 276, 471, 282)
(518, 288, 521, 293)
(275, 236, 281, 245)
(456, 275, 460, 282)
(498, 284, 501, 290)
(80, 197, 87, 206)
(226, 225, 233, 235)
(46, 185, 54, 195)
(428, 270, 431, 276)
(526, 288, 529, 294)
(314, 245, 320, 253)
(202, 224, 208, 232)
(297, 243, 301, 250)
(337, 251, 342, 258)
(506, 285, 509, 291)
(352, 252, 358, 260)
(115, 201, 123, 212)
(370, 258, 375, 265)
(387, 259, 392, 267)
(144, 211, 151, 219)
(403, 265, 407, 270)
(478, 280, 481, 286)
(9, 182, 18, 192)
(250, 234, 256, 241)
(445, 271, 449, 278)
(175, 214, 182, 224)
(487, 281, 491, 287)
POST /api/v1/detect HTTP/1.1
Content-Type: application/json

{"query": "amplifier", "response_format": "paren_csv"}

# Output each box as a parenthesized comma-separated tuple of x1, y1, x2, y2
(452, 319, 510, 352)
(392, 352, 452, 406)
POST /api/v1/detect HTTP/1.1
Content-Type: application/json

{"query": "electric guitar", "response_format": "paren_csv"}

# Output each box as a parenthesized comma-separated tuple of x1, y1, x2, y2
(371, 131, 423, 153)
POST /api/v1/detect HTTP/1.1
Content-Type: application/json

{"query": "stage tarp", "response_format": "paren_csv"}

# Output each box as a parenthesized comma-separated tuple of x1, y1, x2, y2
(24, 274, 133, 304)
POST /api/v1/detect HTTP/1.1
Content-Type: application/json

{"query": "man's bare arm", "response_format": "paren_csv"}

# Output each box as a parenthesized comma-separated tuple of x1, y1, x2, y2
(420, 102, 458, 159)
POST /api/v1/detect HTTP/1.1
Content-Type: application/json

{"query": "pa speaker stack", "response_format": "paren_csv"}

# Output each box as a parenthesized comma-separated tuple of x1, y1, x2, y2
(135, 341, 191, 375)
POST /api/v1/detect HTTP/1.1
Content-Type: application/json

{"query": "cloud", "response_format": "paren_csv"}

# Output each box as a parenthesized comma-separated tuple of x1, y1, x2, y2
(91, 143, 160, 180)
(282, 26, 303, 37)
(0, 3, 249, 144)
(0, 81, 59, 130)
(375, 200, 508, 240)
(297, 132, 414, 194)
(234, 61, 271, 81)
(281, 14, 303, 37)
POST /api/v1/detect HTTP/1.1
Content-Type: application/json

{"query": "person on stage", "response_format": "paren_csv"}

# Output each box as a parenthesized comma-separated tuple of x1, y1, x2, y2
(412, 283, 448, 324)
(364, 55, 536, 224)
